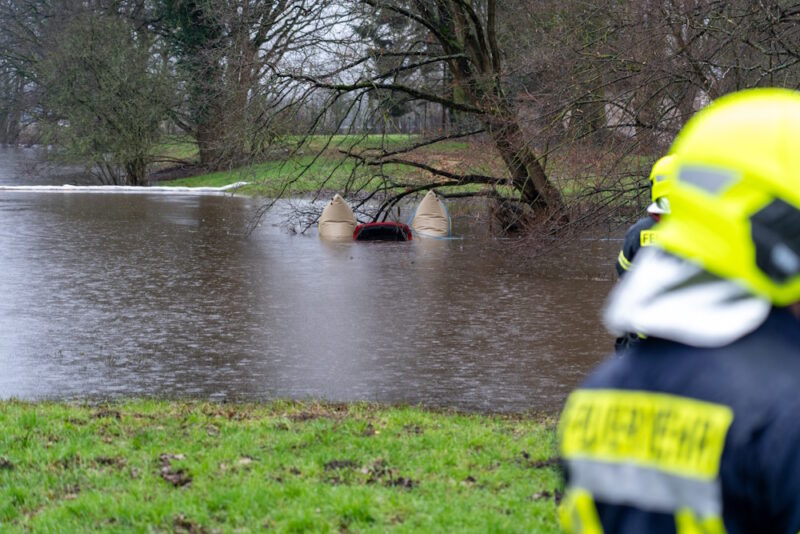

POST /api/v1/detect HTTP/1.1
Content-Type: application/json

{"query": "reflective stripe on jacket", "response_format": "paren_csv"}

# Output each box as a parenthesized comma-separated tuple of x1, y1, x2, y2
(559, 308, 800, 533)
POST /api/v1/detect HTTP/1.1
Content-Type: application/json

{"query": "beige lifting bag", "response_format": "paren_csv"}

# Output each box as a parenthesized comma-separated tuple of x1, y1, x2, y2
(318, 194, 357, 239)
(411, 190, 450, 238)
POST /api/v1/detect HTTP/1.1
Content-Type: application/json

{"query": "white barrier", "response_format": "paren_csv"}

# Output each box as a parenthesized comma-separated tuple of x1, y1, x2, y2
(0, 182, 250, 194)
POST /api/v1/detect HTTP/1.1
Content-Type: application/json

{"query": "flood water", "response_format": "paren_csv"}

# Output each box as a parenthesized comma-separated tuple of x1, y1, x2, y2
(0, 147, 618, 413)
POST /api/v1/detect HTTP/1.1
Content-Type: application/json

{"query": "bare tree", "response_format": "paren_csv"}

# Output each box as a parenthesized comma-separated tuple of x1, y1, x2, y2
(37, 12, 175, 185)
(496, 0, 800, 234)
(0, 0, 176, 184)
(158, 0, 334, 170)
(565, 1, 800, 148)
(271, 0, 567, 231)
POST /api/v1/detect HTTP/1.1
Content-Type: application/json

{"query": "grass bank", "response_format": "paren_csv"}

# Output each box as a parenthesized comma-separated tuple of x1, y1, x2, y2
(155, 135, 498, 198)
(0, 400, 562, 533)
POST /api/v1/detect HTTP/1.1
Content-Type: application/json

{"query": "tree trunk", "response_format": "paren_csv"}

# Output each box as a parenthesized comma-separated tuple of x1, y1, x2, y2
(438, 0, 565, 215)
(0, 76, 23, 144)
(195, 84, 249, 169)
(570, 90, 607, 143)
(194, 35, 257, 170)
(450, 63, 565, 212)
(125, 156, 148, 186)
(0, 110, 18, 144)
(196, 116, 225, 170)
(485, 112, 563, 211)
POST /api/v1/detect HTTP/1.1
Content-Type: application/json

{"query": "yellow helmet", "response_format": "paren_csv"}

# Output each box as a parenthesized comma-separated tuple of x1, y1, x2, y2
(648, 154, 676, 214)
(656, 88, 800, 305)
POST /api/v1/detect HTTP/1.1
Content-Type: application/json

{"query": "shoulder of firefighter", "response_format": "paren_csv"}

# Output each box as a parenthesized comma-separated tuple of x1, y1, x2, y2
(616, 217, 657, 276)
(558, 308, 800, 534)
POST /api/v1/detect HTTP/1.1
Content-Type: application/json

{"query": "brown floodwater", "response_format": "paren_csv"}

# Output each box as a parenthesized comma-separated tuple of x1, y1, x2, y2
(0, 147, 619, 412)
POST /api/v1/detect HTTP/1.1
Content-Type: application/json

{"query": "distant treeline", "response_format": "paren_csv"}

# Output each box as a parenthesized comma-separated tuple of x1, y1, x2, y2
(1, 1, 797, 227)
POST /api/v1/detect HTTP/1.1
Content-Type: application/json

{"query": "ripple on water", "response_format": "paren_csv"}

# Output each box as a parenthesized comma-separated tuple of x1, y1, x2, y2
(0, 184, 617, 412)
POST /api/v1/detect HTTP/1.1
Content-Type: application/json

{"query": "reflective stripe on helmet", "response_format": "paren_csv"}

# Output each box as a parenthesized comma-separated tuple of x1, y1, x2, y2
(679, 166, 738, 195)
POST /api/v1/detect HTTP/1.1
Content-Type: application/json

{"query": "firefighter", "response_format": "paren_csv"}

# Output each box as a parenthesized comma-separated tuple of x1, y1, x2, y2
(560, 88, 800, 533)
(615, 154, 675, 277)
(614, 155, 676, 352)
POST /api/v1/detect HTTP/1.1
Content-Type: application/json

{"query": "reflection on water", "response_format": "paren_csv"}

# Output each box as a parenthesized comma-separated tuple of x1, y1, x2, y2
(0, 150, 618, 413)
(0, 145, 91, 186)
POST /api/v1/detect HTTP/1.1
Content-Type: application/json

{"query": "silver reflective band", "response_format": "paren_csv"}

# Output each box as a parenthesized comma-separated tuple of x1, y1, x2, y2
(771, 243, 800, 276)
(679, 166, 738, 194)
(566, 459, 723, 517)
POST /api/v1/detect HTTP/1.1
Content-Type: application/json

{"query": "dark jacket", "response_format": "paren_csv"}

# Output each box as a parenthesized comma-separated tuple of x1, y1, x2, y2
(616, 216, 657, 276)
(560, 308, 800, 533)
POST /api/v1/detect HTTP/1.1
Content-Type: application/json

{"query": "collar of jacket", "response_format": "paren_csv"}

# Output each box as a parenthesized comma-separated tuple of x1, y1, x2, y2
(604, 248, 772, 347)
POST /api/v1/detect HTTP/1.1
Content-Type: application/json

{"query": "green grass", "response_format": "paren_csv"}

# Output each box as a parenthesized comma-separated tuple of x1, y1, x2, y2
(0, 400, 561, 533)
(285, 133, 466, 153)
(162, 157, 375, 196)
(157, 134, 481, 196)
(161, 155, 454, 196)
(151, 136, 200, 162)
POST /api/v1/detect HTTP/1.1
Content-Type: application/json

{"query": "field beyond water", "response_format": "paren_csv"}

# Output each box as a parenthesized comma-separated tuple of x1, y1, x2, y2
(153, 135, 650, 216)
(154, 135, 508, 198)
(0, 401, 561, 532)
